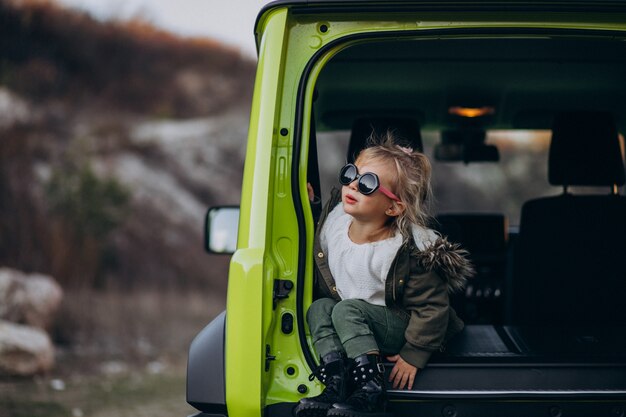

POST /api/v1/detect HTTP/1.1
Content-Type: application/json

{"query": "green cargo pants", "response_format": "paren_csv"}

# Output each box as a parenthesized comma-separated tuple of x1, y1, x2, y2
(307, 298, 410, 359)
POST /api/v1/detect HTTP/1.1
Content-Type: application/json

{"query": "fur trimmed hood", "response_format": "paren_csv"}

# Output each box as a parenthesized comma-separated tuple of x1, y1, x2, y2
(411, 225, 475, 293)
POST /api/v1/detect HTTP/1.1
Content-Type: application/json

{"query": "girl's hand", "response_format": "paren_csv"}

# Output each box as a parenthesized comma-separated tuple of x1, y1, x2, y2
(387, 354, 418, 390)
(307, 183, 315, 202)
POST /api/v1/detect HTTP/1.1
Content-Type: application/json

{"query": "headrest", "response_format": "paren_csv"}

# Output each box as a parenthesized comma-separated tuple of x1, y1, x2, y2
(549, 112, 625, 187)
(347, 117, 422, 163)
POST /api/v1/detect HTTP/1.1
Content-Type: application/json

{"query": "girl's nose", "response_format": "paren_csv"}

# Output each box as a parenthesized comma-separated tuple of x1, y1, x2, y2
(348, 179, 358, 191)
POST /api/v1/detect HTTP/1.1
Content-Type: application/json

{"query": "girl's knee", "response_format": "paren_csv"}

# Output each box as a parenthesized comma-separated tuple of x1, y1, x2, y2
(307, 298, 337, 323)
(331, 299, 365, 323)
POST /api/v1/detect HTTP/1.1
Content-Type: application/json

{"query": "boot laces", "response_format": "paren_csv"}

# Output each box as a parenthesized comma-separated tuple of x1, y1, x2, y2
(308, 363, 330, 384)
(307, 362, 343, 402)
(309, 359, 343, 384)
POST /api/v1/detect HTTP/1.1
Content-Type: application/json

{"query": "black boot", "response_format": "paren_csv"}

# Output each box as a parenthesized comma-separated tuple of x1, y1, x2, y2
(294, 351, 348, 417)
(327, 354, 391, 417)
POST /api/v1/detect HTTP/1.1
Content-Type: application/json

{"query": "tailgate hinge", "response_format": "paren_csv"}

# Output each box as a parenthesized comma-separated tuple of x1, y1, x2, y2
(273, 279, 293, 309)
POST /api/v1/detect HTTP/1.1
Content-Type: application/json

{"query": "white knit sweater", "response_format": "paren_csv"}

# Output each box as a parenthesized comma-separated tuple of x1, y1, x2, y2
(319, 203, 403, 306)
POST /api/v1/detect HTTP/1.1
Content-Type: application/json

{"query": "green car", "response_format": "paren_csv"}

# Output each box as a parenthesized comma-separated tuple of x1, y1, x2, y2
(187, 1, 626, 416)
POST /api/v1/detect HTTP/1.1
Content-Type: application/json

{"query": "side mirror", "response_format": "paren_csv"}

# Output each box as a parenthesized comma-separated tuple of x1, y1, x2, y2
(205, 206, 239, 255)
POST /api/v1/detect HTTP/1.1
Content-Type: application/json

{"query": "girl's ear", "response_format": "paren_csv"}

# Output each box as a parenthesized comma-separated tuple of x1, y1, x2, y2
(386, 201, 406, 217)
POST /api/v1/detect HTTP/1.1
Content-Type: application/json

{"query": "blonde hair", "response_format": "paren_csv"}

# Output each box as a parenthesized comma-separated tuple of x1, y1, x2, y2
(355, 130, 433, 238)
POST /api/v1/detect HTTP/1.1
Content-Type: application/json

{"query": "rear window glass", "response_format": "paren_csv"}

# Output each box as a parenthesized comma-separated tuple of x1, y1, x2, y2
(316, 130, 605, 227)
(424, 130, 553, 227)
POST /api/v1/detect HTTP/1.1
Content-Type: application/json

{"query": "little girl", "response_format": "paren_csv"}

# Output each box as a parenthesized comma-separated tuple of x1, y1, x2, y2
(295, 132, 474, 417)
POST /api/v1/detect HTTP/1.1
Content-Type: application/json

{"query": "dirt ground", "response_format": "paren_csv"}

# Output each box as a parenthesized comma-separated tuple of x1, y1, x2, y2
(0, 360, 195, 417)
(0, 290, 225, 417)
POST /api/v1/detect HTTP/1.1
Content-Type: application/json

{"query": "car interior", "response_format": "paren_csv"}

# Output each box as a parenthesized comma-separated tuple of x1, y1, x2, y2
(303, 32, 626, 405)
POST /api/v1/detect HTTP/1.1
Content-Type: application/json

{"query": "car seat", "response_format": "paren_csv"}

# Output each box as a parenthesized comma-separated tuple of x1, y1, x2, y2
(508, 111, 626, 326)
(436, 213, 508, 265)
(436, 213, 508, 322)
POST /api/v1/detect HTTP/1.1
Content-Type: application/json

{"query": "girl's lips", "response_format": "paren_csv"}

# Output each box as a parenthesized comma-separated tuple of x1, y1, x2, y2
(345, 194, 358, 205)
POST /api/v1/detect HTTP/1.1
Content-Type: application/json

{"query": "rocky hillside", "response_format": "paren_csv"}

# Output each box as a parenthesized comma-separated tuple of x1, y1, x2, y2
(0, 0, 256, 291)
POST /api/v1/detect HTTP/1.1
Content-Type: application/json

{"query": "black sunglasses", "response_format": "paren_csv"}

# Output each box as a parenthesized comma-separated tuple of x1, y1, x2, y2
(339, 163, 400, 201)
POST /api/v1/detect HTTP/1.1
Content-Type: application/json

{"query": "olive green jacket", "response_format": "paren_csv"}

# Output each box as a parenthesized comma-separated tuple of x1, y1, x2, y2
(312, 189, 474, 368)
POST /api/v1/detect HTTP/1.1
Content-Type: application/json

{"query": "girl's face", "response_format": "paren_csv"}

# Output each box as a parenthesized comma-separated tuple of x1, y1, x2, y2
(341, 157, 402, 223)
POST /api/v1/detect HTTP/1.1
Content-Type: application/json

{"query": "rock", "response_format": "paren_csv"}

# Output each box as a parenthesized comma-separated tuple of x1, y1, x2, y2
(100, 360, 129, 376)
(0, 268, 63, 330)
(50, 378, 66, 391)
(0, 87, 30, 128)
(0, 320, 55, 376)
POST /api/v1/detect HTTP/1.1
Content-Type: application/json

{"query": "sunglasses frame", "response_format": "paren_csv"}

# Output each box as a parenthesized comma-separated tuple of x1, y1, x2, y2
(339, 163, 401, 202)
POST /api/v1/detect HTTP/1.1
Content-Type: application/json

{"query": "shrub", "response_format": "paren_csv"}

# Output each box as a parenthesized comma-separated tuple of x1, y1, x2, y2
(45, 161, 129, 288)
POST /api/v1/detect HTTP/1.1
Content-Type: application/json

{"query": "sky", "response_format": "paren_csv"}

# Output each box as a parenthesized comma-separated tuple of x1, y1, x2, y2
(54, 0, 274, 58)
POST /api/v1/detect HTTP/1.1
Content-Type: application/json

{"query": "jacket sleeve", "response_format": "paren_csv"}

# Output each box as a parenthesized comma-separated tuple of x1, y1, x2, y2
(399, 268, 450, 369)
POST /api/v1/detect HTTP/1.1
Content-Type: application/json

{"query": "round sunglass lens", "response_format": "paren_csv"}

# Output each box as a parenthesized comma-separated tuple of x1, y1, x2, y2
(358, 173, 378, 195)
(339, 165, 357, 185)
